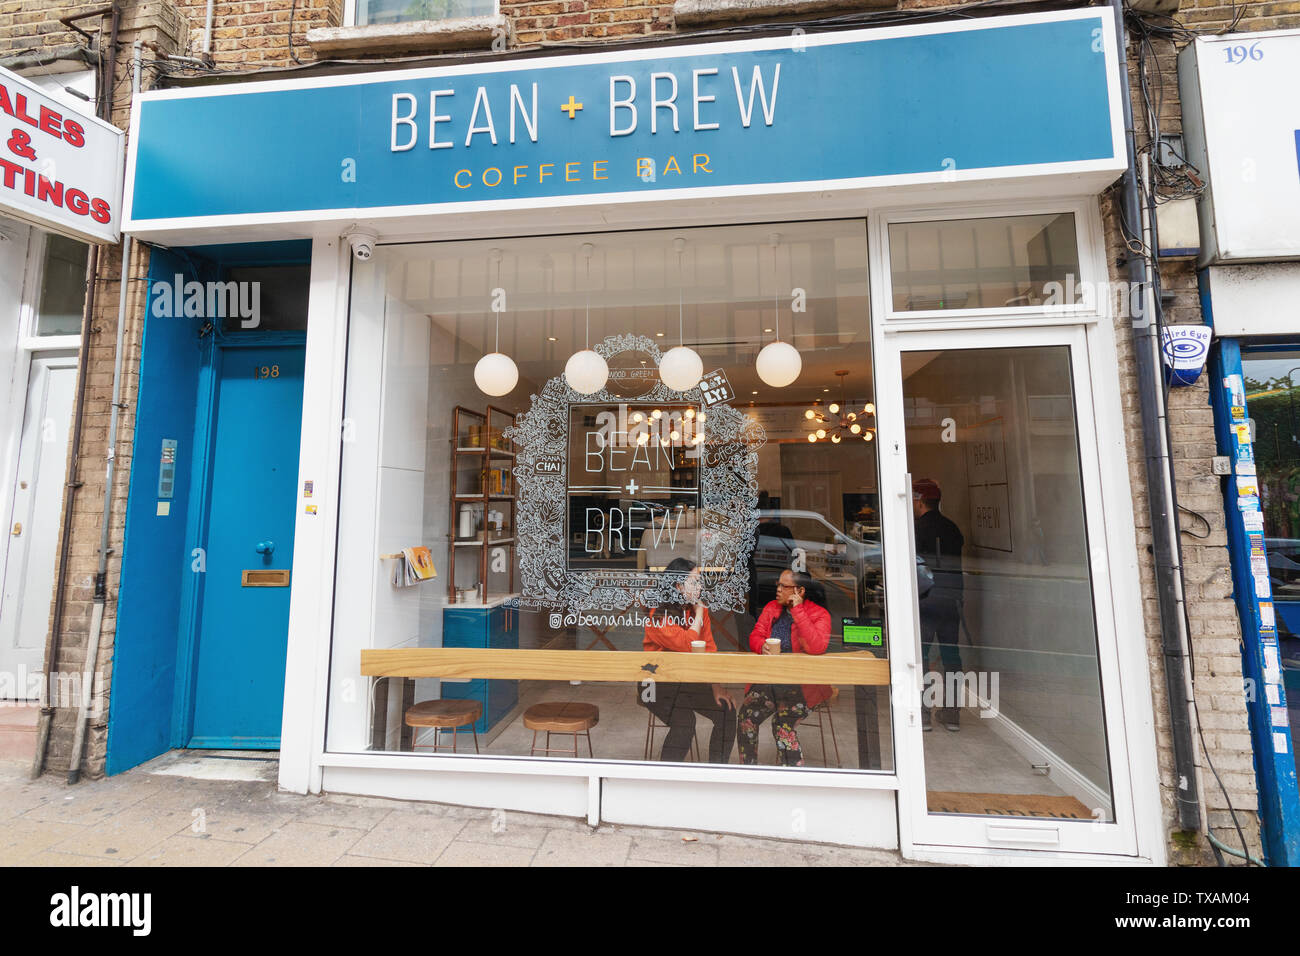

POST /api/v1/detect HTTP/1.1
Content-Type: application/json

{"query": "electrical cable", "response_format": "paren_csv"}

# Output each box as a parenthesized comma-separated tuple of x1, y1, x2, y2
(289, 0, 303, 65)
(1125, 12, 1257, 860)
(1178, 505, 1213, 540)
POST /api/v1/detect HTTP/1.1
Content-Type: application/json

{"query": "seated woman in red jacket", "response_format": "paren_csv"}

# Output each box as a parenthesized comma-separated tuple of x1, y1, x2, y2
(639, 557, 737, 763)
(737, 569, 832, 767)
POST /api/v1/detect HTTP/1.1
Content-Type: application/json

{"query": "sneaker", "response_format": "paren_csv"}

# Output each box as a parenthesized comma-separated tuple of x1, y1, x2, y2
(922, 708, 933, 732)
(941, 708, 960, 732)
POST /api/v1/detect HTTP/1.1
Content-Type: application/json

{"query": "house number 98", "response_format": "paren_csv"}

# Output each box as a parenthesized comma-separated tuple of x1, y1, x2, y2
(255, 365, 280, 379)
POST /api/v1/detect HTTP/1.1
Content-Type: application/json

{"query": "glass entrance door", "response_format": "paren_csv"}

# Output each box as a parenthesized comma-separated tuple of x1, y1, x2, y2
(880, 325, 1137, 855)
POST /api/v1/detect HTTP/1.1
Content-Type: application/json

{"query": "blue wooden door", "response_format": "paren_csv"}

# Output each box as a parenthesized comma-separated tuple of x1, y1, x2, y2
(189, 344, 304, 748)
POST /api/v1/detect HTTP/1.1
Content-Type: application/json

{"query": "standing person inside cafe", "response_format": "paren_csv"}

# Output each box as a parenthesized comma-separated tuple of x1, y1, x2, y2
(736, 569, 832, 766)
(912, 477, 966, 732)
(639, 557, 738, 763)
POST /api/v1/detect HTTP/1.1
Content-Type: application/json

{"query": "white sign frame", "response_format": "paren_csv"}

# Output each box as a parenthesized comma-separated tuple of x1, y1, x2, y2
(0, 63, 124, 244)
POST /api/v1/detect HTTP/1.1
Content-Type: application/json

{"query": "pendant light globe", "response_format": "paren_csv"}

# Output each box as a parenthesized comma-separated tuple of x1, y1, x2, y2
(756, 340, 802, 388)
(659, 345, 704, 392)
(565, 348, 609, 395)
(474, 351, 519, 396)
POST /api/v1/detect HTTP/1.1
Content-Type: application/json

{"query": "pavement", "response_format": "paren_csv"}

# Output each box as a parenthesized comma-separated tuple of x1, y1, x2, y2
(0, 751, 913, 867)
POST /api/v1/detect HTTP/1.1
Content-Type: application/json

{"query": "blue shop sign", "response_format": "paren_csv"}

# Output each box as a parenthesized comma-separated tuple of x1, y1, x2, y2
(124, 9, 1123, 229)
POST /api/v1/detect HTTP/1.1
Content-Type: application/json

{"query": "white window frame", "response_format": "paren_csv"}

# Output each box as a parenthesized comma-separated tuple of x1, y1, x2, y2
(19, 229, 86, 352)
(871, 197, 1108, 330)
(345, 0, 501, 27)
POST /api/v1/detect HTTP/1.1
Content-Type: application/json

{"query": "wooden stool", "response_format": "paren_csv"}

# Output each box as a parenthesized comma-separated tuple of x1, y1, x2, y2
(523, 702, 599, 758)
(405, 699, 482, 754)
(643, 707, 699, 761)
(801, 686, 841, 768)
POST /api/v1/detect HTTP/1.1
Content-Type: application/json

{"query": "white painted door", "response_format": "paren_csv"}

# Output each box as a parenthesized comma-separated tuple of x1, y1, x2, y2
(0, 353, 77, 699)
(879, 324, 1139, 856)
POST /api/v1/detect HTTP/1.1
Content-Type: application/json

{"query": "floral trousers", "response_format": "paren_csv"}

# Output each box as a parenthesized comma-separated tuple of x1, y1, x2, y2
(737, 685, 811, 767)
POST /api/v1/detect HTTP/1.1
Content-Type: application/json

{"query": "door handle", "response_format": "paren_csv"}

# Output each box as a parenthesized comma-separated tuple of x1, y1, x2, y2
(255, 540, 275, 557)
(10, 522, 20, 536)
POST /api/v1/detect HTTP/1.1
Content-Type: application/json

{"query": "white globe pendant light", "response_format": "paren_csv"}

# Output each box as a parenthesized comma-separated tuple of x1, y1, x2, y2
(565, 242, 610, 395)
(659, 344, 703, 392)
(660, 237, 702, 393)
(756, 339, 801, 388)
(475, 248, 518, 397)
(475, 351, 518, 396)
(755, 232, 802, 389)
(565, 348, 608, 395)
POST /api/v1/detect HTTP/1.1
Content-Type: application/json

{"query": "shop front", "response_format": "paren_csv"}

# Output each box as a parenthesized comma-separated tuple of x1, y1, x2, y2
(117, 8, 1166, 862)
(1181, 29, 1300, 865)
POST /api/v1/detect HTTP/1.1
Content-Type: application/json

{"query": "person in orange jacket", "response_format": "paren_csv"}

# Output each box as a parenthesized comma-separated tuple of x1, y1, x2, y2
(639, 557, 737, 763)
(736, 569, 832, 766)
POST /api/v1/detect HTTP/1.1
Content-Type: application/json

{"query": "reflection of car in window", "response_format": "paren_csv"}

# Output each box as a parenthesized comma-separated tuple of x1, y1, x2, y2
(753, 510, 933, 617)
(1266, 538, 1300, 604)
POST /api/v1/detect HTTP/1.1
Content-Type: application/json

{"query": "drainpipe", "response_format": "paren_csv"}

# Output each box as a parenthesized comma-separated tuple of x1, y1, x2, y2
(32, 2, 118, 780)
(67, 37, 140, 785)
(1109, 0, 1202, 832)
(203, 0, 216, 54)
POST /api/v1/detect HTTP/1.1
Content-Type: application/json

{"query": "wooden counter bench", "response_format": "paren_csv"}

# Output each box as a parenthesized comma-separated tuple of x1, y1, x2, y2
(361, 648, 890, 685)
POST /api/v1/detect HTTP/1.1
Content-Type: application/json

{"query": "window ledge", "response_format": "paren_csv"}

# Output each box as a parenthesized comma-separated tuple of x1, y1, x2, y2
(306, 15, 508, 58)
(673, 0, 894, 27)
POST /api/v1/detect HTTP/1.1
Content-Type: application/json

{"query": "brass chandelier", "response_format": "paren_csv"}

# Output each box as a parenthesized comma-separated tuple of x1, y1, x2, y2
(806, 370, 875, 443)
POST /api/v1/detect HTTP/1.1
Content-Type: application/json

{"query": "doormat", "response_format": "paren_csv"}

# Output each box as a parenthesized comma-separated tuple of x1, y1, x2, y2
(926, 791, 1093, 819)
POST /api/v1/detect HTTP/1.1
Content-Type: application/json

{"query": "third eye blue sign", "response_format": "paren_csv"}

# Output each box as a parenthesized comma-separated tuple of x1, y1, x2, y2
(125, 9, 1121, 226)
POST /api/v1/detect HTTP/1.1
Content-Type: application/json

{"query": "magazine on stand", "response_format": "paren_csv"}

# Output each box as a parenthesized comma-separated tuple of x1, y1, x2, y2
(391, 546, 436, 587)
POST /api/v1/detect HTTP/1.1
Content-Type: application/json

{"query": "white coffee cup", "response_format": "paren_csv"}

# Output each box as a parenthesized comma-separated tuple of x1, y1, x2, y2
(764, 637, 781, 654)
(690, 640, 706, 652)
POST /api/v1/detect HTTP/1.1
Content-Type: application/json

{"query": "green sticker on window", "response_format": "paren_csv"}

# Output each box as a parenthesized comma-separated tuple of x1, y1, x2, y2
(842, 620, 883, 646)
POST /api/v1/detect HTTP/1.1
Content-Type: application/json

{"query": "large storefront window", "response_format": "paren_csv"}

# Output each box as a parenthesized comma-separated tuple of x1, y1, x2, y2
(1240, 350, 1300, 783)
(329, 220, 894, 771)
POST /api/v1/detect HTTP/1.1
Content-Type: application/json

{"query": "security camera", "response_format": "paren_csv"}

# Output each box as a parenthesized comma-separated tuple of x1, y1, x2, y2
(344, 227, 378, 262)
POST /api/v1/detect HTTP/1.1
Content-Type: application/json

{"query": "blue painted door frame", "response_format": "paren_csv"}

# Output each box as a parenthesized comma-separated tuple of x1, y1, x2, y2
(1205, 282, 1300, 865)
(171, 330, 305, 750)
(107, 241, 311, 774)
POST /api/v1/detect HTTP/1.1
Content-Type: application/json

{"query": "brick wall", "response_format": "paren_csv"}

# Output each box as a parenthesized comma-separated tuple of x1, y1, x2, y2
(505, 0, 674, 43)
(3, 0, 1288, 863)
(0, 1, 111, 57)
(170, 0, 339, 69)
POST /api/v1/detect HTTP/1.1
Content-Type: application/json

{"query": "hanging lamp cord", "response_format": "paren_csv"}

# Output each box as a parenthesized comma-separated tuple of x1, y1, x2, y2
(773, 242, 780, 343)
(678, 249, 685, 347)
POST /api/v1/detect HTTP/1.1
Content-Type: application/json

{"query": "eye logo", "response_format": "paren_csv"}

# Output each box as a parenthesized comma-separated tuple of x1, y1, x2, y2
(1161, 325, 1212, 388)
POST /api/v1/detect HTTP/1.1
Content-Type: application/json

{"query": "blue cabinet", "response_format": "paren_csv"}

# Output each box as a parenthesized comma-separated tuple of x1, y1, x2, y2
(441, 604, 519, 734)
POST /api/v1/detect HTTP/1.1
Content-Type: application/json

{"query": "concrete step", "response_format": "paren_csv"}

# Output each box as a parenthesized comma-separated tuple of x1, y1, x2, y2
(0, 703, 39, 761)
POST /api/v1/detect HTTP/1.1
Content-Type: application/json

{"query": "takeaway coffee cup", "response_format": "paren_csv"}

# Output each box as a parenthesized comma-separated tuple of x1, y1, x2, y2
(690, 640, 706, 652)
(765, 638, 781, 654)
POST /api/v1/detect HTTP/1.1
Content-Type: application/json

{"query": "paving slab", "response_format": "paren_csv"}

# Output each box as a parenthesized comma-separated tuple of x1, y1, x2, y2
(0, 818, 89, 864)
(49, 805, 196, 860)
(434, 840, 538, 867)
(346, 810, 467, 864)
(230, 821, 366, 867)
(126, 833, 257, 867)
(532, 828, 634, 867)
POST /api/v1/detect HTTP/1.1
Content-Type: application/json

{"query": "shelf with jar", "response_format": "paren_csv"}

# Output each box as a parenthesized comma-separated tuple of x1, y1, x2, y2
(448, 405, 518, 605)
